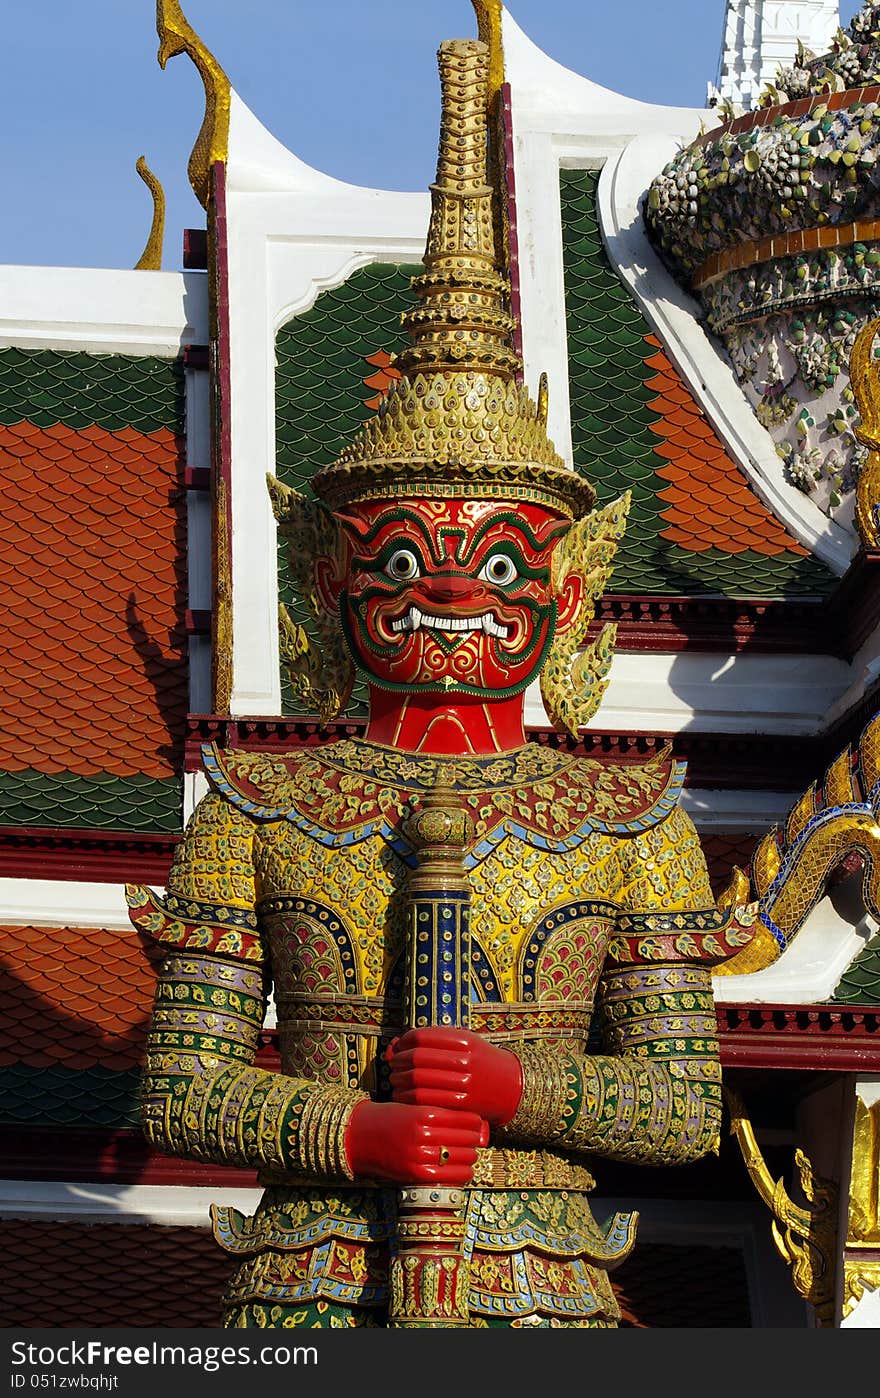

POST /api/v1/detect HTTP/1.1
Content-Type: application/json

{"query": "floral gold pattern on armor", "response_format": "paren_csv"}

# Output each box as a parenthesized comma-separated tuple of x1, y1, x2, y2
(127, 883, 264, 964)
(134, 725, 738, 1325)
(205, 739, 685, 848)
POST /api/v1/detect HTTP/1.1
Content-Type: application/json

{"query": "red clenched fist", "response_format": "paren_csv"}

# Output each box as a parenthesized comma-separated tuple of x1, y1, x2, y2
(387, 1027, 523, 1128)
(344, 1100, 483, 1185)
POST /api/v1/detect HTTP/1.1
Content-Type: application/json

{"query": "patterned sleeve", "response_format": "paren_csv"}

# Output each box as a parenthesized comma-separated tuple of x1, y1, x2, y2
(502, 805, 726, 1166)
(129, 791, 366, 1181)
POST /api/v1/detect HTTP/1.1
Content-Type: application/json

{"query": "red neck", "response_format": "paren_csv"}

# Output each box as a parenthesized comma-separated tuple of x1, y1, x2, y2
(364, 688, 527, 755)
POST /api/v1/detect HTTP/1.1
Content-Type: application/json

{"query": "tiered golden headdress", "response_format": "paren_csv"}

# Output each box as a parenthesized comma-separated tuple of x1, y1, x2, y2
(272, 37, 628, 734)
(311, 39, 594, 520)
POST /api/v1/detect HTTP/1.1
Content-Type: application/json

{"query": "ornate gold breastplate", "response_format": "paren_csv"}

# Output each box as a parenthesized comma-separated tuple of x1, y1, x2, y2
(206, 738, 685, 1094)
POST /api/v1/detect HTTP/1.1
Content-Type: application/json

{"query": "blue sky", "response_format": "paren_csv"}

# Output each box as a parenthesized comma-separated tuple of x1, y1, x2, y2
(0, 1, 865, 272)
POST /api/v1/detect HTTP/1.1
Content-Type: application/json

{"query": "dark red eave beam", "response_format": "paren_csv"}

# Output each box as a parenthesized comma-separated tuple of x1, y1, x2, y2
(717, 1002, 880, 1070)
(0, 826, 179, 884)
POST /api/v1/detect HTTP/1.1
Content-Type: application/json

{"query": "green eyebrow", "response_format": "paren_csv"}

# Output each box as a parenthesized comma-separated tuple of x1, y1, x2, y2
(348, 507, 566, 571)
(348, 508, 445, 565)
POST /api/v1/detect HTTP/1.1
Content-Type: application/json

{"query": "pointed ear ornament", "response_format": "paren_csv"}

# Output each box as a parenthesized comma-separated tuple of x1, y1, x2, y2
(268, 475, 354, 724)
(539, 491, 631, 738)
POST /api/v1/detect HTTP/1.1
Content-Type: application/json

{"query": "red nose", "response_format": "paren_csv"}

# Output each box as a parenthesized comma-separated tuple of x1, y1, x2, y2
(419, 573, 480, 603)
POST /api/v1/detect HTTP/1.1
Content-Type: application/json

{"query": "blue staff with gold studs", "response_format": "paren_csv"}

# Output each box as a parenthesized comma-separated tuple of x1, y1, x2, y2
(387, 772, 476, 1328)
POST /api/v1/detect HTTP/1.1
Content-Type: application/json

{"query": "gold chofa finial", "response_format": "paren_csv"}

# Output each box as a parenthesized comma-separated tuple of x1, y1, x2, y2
(134, 157, 166, 271)
(156, 0, 231, 209)
(470, 1, 505, 103)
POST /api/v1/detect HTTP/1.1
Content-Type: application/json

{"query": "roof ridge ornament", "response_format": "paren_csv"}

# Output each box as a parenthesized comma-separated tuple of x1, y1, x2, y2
(133, 156, 166, 271)
(156, 0, 231, 210)
(470, 0, 504, 106)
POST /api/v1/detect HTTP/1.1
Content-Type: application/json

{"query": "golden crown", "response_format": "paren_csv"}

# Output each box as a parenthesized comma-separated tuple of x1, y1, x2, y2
(311, 38, 594, 520)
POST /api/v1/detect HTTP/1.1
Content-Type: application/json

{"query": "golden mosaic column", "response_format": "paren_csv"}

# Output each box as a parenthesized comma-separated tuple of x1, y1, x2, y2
(841, 1078, 880, 1325)
(387, 778, 476, 1329)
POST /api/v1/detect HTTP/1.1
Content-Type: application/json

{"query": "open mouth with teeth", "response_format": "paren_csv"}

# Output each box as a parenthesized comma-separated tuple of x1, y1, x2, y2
(341, 584, 556, 697)
(390, 607, 510, 639)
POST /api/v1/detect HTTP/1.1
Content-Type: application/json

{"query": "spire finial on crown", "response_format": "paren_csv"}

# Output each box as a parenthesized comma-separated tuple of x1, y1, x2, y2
(310, 38, 595, 520)
(395, 40, 519, 381)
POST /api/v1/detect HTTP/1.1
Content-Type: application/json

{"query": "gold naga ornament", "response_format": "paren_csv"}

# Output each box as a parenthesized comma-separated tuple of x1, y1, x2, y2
(724, 1087, 838, 1325)
(269, 34, 630, 736)
(155, 0, 231, 211)
(715, 708, 880, 1321)
(850, 316, 880, 548)
(715, 710, 880, 977)
(842, 1090, 880, 1321)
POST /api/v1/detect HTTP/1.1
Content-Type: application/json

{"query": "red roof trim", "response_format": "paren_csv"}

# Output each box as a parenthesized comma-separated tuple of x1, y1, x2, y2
(718, 1003, 880, 1070)
(0, 827, 179, 884)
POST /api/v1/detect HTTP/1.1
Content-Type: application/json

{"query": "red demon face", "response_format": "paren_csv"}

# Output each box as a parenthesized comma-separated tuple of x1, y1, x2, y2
(329, 497, 575, 699)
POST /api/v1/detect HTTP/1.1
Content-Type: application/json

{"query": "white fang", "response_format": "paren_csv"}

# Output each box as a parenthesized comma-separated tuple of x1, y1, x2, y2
(390, 607, 509, 639)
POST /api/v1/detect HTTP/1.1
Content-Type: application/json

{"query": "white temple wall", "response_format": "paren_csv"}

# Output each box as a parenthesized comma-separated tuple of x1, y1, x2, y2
(222, 93, 428, 718)
(711, 1, 841, 109)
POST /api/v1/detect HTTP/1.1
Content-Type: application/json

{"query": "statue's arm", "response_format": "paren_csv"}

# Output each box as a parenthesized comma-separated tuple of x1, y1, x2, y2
(133, 792, 366, 1182)
(503, 961, 720, 1166)
(501, 806, 723, 1167)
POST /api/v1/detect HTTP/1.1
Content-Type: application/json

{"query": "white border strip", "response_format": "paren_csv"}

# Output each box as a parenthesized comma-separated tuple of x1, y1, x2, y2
(0, 1180, 261, 1227)
(0, 266, 208, 357)
(0, 880, 158, 929)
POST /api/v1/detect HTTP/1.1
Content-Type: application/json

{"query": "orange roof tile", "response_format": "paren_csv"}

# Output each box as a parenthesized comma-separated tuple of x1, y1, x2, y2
(642, 338, 807, 558)
(363, 349, 401, 410)
(699, 834, 760, 897)
(0, 421, 187, 777)
(2, 1221, 233, 1327)
(0, 924, 159, 1070)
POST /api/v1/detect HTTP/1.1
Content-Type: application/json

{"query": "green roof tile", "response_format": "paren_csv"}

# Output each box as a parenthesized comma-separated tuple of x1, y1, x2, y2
(560, 169, 833, 598)
(0, 348, 183, 434)
(0, 1065, 141, 1128)
(0, 771, 182, 832)
(273, 263, 415, 718)
(831, 935, 880, 1005)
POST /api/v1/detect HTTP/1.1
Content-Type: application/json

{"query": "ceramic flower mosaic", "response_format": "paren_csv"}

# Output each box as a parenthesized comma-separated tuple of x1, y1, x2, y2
(645, 0, 880, 522)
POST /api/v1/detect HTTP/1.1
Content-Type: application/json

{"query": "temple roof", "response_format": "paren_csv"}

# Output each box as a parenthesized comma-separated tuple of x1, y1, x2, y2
(0, 924, 159, 1072)
(560, 169, 832, 596)
(0, 922, 154, 1127)
(0, 347, 187, 831)
(0, 1217, 753, 1328)
(2, 1221, 234, 1327)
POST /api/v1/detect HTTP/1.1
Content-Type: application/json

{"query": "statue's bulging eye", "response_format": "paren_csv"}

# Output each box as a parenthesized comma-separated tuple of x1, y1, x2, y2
(479, 554, 518, 586)
(385, 548, 420, 581)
